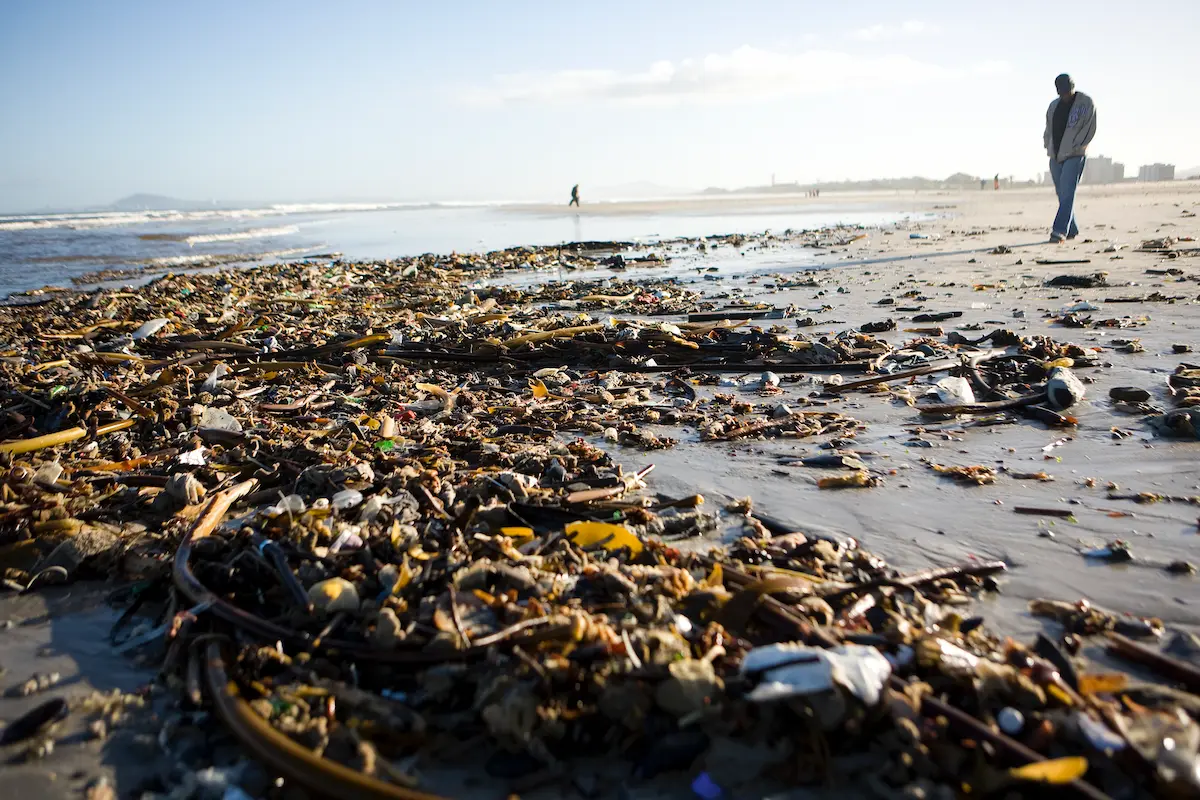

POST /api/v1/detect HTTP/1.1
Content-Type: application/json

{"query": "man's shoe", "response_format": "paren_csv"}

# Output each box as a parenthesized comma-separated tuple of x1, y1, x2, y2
(1049, 234, 1066, 243)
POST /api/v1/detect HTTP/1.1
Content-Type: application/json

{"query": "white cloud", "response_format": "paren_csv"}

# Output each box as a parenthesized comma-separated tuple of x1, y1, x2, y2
(462, 46, 1007, 108)
(852, 20, 938, 42)
(971, 60, 1013, 77)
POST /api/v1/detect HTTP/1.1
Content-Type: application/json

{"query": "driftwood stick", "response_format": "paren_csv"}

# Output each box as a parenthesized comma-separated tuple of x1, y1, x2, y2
(830, 349, 1009, 394)
(820, 560, 1008, 600)
(1106, 631, 1200, 692)
(918, 392, 1046, 416)
(905, 681, 1113, 800)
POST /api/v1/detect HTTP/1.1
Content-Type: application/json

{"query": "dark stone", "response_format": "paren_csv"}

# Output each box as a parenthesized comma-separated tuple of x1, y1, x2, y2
(1109, 386, 1151, 403)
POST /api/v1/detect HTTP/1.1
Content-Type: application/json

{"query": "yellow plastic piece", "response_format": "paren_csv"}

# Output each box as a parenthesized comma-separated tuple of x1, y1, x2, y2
(1008, 756, 1088, 784)
(1078, 672, 1128, 695)
(565, 520, 643, 556)
(499, 526, 535, 541)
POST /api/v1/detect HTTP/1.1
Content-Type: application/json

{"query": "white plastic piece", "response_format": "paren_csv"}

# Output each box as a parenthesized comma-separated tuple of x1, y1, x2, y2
(132, 319, 169, 340)
(178, 446, 207, 466)
(934, 376, 976, 405)
(741, 642, 891, 706)
(279, 494, 306, 514)
(331, 489, 363, 511)
(202, 363, 230, 392)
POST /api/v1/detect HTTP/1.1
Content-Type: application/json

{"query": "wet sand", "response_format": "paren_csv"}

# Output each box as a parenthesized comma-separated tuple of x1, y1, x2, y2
(2, 180, 1198, 797)
(0, 586, 159, 798)
(509, 190, 936, 218)
(509, 181, 1197, 227)
(619, 181, 1200, 640)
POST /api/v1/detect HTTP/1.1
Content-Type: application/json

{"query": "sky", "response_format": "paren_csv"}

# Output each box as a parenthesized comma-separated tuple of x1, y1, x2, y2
(1, 0, 1198, 211)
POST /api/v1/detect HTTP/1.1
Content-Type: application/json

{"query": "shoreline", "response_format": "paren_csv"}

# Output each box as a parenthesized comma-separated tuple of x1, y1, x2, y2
(1, 203, 907, 301)
(500, 180, 1200, 217)
(11, 180, 1195, 300)
(501, 189, 949, 217)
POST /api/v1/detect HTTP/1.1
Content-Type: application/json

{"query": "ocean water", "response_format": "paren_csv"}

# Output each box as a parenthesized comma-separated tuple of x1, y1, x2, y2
(0, 199, 916, 297)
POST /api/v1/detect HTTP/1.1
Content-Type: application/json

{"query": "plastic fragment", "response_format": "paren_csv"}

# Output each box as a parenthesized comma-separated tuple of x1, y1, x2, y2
(1008, 755, 1089, 784)
(565, 520, 643, 556)
(308, 578, 360, 613)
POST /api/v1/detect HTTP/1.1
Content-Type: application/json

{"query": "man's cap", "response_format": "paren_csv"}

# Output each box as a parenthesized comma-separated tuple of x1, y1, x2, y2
(1055, 73, 1074, 91)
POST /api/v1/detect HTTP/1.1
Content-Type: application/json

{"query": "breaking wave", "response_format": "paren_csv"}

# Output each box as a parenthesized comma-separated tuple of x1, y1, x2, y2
(142, 247, 316, 266)
(183, 225, 300, 246)
(0, 201, 479, 233)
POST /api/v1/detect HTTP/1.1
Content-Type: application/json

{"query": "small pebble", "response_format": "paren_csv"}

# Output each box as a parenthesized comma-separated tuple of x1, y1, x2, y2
(1109, 386, 1150, 403)
(88, 719, 108, 740)
(997, 707, 1024, 735)
(85, 777, 115, 800)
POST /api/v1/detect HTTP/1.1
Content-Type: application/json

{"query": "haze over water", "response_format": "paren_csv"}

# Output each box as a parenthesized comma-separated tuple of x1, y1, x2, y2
(0, 200, 913, 297)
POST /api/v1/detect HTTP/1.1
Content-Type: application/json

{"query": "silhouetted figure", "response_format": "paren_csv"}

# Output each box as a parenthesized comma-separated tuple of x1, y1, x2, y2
(1044, 73, 1097, 242)
(569, 185, 580, 207)
(994, 174, 1000, 191)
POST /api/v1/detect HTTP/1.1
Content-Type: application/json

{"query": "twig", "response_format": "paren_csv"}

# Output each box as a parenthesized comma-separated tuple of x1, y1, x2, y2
(820, 560, 1007, 600)
(447, 586, 471, 648)
(1105, 631, 1200, 692)
(830, 350, 1008, 394)
(918, 392, 1046, 416)
(1014, 506, 1075, 518)
(904, 679, 1113, 800)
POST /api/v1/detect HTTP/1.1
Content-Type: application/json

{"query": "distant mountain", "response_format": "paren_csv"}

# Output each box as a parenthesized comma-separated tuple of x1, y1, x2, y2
(109, 194, 231, 211)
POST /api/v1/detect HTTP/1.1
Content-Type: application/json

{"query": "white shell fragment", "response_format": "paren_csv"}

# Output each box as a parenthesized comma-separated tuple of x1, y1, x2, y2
(131, 318, 169, 340)
(741, 642, 892, 706)
(308, 578, 360, 613)
(934, 376, 975, 405)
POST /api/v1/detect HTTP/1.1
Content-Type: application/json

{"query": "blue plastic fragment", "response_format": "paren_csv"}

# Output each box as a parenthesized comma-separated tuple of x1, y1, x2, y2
(691, 771, 723, 800)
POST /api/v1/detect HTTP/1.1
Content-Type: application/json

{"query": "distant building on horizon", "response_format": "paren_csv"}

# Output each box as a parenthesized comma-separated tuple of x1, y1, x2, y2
(1082, 155, 1124, 185)
(1138, 163, 1176, 182)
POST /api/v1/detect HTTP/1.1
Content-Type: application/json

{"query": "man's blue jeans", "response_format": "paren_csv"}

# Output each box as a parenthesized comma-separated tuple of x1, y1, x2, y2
(1050, 156, 1085, 239)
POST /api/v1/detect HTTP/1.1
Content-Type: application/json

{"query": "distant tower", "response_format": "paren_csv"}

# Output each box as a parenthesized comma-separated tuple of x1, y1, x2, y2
(771, 173, 776, 187)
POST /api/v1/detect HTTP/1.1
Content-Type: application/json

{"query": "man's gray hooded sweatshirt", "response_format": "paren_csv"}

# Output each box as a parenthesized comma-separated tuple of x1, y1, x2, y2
(1044, 92, 1097, 162)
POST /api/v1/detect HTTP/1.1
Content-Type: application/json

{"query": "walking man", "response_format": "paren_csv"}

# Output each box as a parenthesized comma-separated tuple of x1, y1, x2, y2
(1044, 74, 1097, 242)
(569, 184, 580, 207)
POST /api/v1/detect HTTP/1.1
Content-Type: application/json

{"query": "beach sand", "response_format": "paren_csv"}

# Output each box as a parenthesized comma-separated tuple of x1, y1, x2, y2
(510, 180, 1198, 221)
(508, 189, 940, 218)
(608, 180, 1200, 641)
(2, 180, 1198, 798)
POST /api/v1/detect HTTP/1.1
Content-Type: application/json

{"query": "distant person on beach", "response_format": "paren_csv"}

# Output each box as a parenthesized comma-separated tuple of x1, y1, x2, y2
(1044, 73, 1097, 242)
(994, 174, 1000, 191)
(569, 185, 580, 207)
